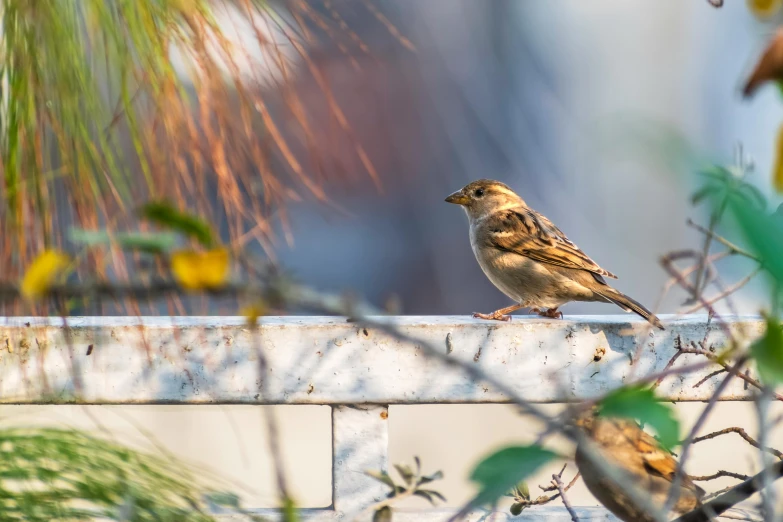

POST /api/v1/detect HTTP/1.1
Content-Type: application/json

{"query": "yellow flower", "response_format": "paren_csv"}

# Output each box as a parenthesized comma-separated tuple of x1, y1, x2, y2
(170, 248, 230, 290)
(20, 250, 73, 300)
(748, 0, 782, 18)
(774, 122, 783, 193)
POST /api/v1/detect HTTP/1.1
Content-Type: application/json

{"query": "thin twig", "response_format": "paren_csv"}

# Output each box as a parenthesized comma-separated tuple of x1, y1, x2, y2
(693, 368, 728, 389)
(553, 469, 579, 522)
(690, 204, 726, 303)
(703, 485, 737, 502)
(756, 388, 775, 520)
(516, 467, 581, 508)
(686, 219, 761, 263)
(692, 427, 783, 460)
(672, 460, 783, 522)
(691, 470, 751, 482)
(665, 355, 749, 512)
(252, 327, 293, 512)
(653, 351, 686, 389)
(682, 266, 763, 315)
(660, 250, 735, 338)
(716, 514, 762, 522)
(679, 343, 783, 402)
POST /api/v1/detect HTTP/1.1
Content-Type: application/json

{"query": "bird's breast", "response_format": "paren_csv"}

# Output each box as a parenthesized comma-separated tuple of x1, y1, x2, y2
(468, 225, 593, 308)
(470, 238, 551, 304)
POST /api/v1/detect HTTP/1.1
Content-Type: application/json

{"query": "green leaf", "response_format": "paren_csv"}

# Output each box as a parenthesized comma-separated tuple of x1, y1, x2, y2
(394, 464, 415, 485)
(373, 506, 392, 522)
(750, 314, 783, 385)
(413, 489, 446, 505)
(364, 470, 396, 491)
(139, 201, 214, 248)
(510, 502, 525, 516)
(69, 227, 178, 254)
(690, 184, 719, 205)
(204, 491, 240, 508)
(413, 490, 435, 504)
(468, 445, 557, 509)
(728, 197, 783, 283)
(517, 482, 530, 500)
(598, 385, 680, 450)
(698, 165, 732, 182)
(281, 496, 298, 522)
(418, 489, 446, 503)
(418, 470, 443, 485)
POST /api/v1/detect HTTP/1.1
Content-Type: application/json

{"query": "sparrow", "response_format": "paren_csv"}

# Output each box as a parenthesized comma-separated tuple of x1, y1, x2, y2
(445, 179, 663, 329)
(743, 28, 783, 98)
(574, 414, 705, 522)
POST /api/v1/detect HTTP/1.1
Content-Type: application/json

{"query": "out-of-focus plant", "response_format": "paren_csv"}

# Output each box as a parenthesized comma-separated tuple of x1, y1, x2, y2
(747, 0, 783, 18)
(0, 427, 256, 521)
(16, 201, 233, 307)
(743, 3, 783, 192)
(0, 1, 412, 517)
(364, 457, 445, 521)
(0, 0, 402, 315)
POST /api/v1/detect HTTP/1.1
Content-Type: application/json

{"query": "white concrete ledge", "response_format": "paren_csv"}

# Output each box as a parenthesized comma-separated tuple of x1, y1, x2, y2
(0, 315, 762, 404)
(214, 506, 618, 521)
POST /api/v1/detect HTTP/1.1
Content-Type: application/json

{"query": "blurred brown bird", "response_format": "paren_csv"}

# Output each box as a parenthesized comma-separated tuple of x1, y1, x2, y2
(743, 28, 783, 98)
(574, 415, 705, 522)
(445, 179, 663, 329)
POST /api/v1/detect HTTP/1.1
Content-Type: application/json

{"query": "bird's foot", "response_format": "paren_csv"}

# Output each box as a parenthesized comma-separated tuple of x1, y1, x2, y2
(528, 308, 541, 315)
(538, 308, 563, 319)
(472, 311, 512, 322)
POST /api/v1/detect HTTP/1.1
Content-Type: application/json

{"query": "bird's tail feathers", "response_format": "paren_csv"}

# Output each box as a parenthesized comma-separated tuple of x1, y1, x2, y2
(596, 287, 664, 330)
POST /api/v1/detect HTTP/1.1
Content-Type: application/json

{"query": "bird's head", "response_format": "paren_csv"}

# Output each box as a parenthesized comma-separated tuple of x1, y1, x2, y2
(445, 179, 524, 219)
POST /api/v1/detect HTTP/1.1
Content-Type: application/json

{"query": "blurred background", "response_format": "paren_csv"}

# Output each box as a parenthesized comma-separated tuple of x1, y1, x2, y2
(259, 0, 782, 318)
(4, 0, 783, 515)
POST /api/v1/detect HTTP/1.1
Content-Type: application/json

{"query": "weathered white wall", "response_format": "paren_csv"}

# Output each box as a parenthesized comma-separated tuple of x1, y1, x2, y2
(0, 315, 761, 403)
(0, 315, 778, 519)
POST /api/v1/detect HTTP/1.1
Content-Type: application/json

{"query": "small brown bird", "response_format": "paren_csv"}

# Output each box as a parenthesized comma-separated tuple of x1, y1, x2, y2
(574, 415, 705, 522)
(743, 28, 783, 98)
(445, 179, 663, 329)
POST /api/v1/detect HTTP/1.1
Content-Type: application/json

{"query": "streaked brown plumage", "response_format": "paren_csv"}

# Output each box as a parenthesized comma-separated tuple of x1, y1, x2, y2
(445, 179, 663, 329)
(744, 28, 783, 98)
(574, 415, 704, 522)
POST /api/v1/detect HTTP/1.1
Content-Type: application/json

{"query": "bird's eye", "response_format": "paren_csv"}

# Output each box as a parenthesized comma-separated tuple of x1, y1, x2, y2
(474, 188, 484, 197)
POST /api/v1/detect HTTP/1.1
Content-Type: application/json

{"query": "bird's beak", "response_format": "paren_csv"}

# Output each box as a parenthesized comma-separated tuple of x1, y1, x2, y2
(445, 190, 469, 206)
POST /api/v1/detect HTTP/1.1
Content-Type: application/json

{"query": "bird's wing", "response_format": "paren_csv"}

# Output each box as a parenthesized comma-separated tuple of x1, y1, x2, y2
(485, 209, 618, 279)
(635, 430, 706, 499)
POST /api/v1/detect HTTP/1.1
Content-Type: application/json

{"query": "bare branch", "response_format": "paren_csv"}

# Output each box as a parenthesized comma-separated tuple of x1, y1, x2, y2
(672, 461, 783, 522)
(682, 266, 763, 315)
(691, 470, 751, 482)
(660, 250, 735, 338)
(665, 355, 749, 512)
(678, 343, 783, 402)
(553, 468, 579, 522)
(652, 351, 686, 389)
(692, 427, 783, 460)
(717, 513, 762, 522)
(693, 368, 728, 389)
(686, 219, 761, 263)
(514, 467, 581, 509)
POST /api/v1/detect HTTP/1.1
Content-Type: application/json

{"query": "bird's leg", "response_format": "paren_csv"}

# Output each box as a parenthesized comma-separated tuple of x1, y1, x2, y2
(472, 303, 524, 322)
(538, 307, 563, 319)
